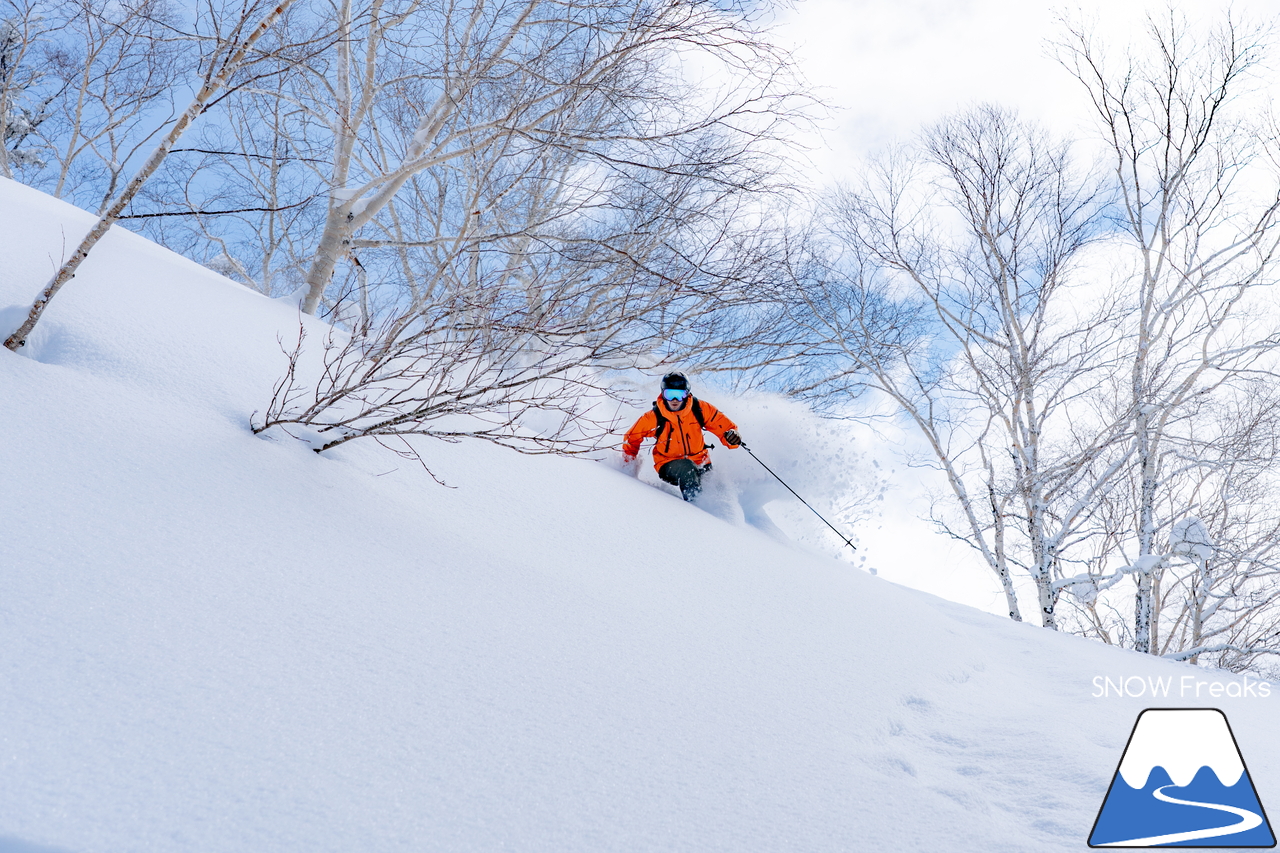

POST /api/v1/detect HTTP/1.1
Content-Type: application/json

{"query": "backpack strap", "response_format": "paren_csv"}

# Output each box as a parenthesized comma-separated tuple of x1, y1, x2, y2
(692, 397, 707, 429)
(652, 403, 668, 440)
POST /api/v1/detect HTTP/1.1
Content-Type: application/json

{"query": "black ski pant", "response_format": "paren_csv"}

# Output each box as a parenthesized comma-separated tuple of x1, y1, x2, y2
(658, 458, 710, 502)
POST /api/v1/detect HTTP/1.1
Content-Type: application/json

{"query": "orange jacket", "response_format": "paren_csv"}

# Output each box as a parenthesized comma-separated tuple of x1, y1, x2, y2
(622, 394, 738, 470)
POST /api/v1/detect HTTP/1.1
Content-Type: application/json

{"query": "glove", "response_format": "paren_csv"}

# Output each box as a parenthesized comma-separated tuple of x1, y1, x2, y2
(723, 429, 741, 447)
(621, 452, 640, 474)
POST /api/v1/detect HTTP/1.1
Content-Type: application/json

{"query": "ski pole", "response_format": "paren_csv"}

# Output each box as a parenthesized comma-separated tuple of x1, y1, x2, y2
(739, 442, 857, 551)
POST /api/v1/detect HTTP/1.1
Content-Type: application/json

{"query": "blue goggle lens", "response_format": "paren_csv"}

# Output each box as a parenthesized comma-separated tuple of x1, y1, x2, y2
(663, 389, 688, 400)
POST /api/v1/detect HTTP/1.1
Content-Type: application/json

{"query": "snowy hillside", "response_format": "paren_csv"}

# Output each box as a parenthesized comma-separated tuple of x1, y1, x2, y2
(1, 177, 1277, 852)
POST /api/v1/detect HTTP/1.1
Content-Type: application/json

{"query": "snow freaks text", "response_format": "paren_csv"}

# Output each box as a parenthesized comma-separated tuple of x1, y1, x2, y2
(1092, 676, 1273, 700)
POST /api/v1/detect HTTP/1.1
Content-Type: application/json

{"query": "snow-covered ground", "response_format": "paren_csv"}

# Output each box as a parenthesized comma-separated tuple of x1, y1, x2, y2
(1, 178, 1276, 852)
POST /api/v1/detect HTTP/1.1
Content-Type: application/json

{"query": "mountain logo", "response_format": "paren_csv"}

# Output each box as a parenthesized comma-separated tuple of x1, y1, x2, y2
(1089, 708, 1275, 848)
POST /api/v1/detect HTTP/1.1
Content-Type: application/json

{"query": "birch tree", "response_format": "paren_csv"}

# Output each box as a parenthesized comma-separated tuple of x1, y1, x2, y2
(271, 0, 800, 317)
(133, 88, 323, 296)
(4, 0, 310, 351)
(39, 0, 182, 212)
(251, 117, 790, 454)
(247, 0, 806, 456)
(792, 106, 1114, 627)
(0, 0, 53, 179)
(1060, 381, 1280, 669)
(1151, 396, 1280, 671)
(796, 13, 1280, 657)
(1056, 8, 1280, 653)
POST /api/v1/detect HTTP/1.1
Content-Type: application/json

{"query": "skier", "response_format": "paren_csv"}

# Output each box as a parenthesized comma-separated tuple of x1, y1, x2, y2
(621, 372, 742, 501)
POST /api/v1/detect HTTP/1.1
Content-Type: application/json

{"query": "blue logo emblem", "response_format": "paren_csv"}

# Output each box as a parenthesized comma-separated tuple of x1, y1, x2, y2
(1089, 708, 1275, 847)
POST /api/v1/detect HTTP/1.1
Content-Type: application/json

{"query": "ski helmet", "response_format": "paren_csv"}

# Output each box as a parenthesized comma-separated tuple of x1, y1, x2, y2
(661, 372, 689, 392)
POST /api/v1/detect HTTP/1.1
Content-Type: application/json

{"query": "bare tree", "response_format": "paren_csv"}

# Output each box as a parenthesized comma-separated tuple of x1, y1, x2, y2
(1059, 380, 1280, 668)
(4, 0, 312, 351)
(38, 0, 182, 213)
(134, 88, 324, 296)
(0, 0, 56, 179)
(787, 12, 1280, 666)
(264, 0, 802, 316)
(1056, 7, 1280, 653)
(248, 0, 808, 456)
(252, 277, 644, 461)
(251, 117, 802, 458)
(789, 12, 1280, 667)
(1155, 400, 1280, 671)
(795, 106, 1114, 628)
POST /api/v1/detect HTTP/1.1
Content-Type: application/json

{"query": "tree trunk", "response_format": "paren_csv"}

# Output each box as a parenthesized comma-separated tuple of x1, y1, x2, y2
(301, 205, 352, 315)
(299, 0, 354, 316)
(3, 0, 297, 352)
(1133, 408, 1158, 653)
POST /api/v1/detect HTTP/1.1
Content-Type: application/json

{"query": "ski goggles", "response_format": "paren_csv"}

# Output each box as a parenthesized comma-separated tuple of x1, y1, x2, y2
(663, 388, 689, 401)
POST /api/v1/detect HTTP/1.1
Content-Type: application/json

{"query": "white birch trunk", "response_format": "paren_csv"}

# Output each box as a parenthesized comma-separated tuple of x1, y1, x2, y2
(4, 0, 297, 351)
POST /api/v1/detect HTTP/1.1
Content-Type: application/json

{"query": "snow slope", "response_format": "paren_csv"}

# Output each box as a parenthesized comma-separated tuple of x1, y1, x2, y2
(0, 178, 1276, 852)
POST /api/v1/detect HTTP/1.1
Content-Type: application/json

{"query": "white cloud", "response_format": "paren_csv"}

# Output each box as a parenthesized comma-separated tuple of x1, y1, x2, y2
(775, 0, 1280, 182)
